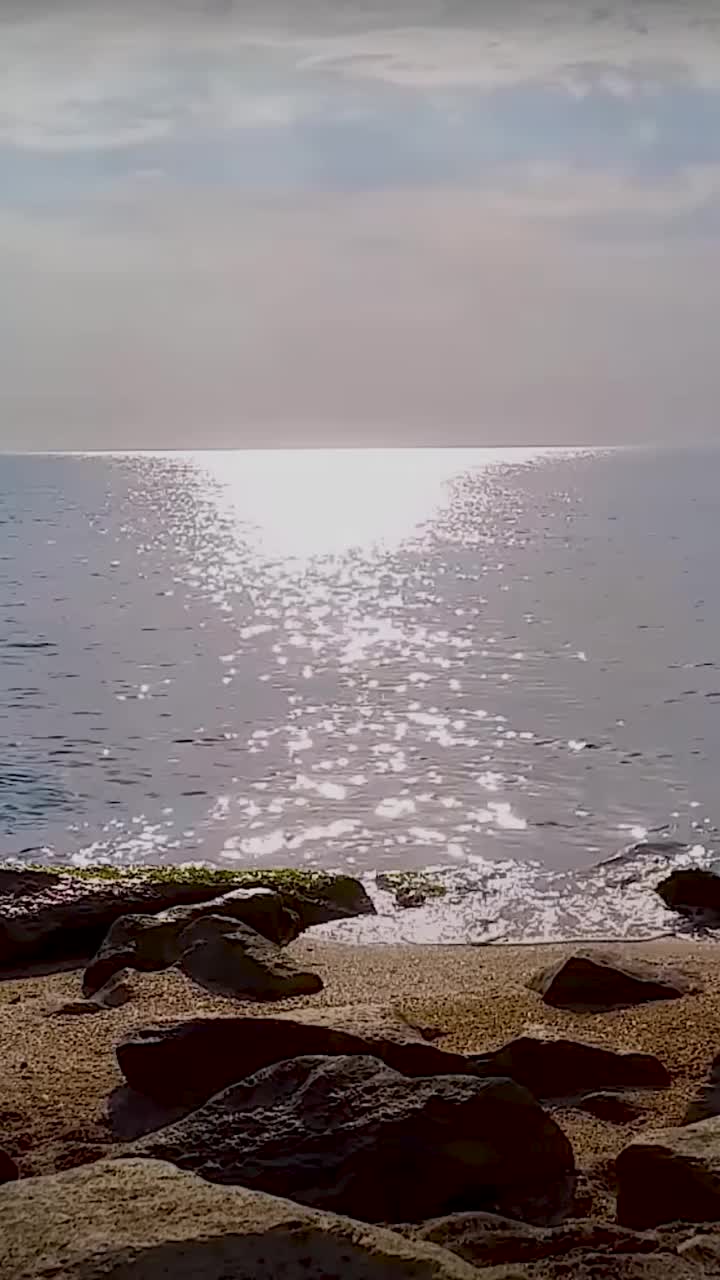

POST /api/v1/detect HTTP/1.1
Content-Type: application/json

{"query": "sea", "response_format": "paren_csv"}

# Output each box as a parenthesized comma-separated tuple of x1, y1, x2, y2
(3, 445, 720, 944)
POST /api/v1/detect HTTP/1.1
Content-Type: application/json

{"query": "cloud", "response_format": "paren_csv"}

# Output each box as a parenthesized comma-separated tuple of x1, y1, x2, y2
(2, 2, 719, 447)
(2, 1, 720, 150)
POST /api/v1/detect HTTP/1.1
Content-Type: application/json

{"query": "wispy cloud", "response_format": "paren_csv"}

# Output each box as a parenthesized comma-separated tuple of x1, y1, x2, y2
(1, 1, 719, 446)
(2, 1, 720, 151)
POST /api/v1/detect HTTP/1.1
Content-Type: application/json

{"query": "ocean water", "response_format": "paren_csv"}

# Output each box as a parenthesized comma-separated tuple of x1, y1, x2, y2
(3, 445, 720, 943)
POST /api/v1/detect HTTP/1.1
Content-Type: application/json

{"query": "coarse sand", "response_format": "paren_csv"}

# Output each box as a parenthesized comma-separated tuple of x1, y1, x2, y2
(1, 937, 718, 1212)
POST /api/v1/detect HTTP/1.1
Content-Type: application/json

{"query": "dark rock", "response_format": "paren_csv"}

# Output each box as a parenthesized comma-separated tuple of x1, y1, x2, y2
(93, 968, 135, 1009)
(121, 1054, 576, 1225)
(82, 888, 300, 996)
(116, 1004, 483, 1108)
(469, 1036, 669, 1099)
(657, 869, 720, 919)
(400, 1215, 720, 1277)
(0, 874, 274, 971)
(0, 866, 60, 896)
(0, 1149, 18, 1183)
(617, 1116, 720, 1228)
(177, 915, 324, 1001)
(0, 867, 374, 972)
(46, 969, 135, 1016)
(573, 1092, 646, 1124)
(287, 875, 376, 928)
(0, 1158, 478, 1280)
(529, 949, 696, 1011)
(685, 1053, 720, 1125)
(400, 1213, 659, 1267)
(46, 998, 103, 1017)
(107, 1085, 189, 1141)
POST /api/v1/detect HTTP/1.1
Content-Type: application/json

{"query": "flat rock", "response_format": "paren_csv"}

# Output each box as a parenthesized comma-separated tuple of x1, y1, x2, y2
(529, 949, 696, 1011)
(0, 1157, 477, 1280)
(177, 915, 324, 1001)
(400, 1213, 659, 1266)
(0, 866, 374, 973)
(401, 1215, 720, 1278)
(686, 1054, 720, 1125)
(121, 1054, 575, 1225)
(617, 1116, 720, 1228)
(116, 1004, 482, 1107)
(573, 1092, 646, 1124)
(656, 869, 720, 918)
(469, 1036, 669, 1099)
(82, 887, 300, 995)
(47, 969, 136, 1017)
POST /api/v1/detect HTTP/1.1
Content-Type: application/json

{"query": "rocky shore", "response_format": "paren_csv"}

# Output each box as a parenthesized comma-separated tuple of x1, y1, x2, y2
(4, 862, 720, 1277)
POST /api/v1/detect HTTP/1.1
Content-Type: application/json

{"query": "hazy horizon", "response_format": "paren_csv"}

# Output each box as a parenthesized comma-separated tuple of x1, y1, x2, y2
(2, 1, 720, 449)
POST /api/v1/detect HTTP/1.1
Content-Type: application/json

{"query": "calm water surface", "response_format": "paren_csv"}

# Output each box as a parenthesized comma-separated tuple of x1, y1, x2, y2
(4, 447, 720, 941)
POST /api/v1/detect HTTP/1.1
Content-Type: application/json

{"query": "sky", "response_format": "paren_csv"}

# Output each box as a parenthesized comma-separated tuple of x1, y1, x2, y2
(1, 0, 720, 448)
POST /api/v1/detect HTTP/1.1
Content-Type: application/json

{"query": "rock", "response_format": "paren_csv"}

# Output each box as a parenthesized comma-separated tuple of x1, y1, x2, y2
(46, 998, 103, 1017)
(82, 887, 300, 996)
(0, 872, 281, 971)
(0, 866, 60, 895)
(677, 1233, 720, 1267)
(93, 968, 135, 1009)
(286, 874, 376, 928)
(0, 1157, 478, 1279)
(573, 1092, 646, 1124)
(617, 1116, 720, 1228)
(0, 1149, 18, 1183)
(529, 949, 696, 1011)
(121, 1054, 575, 1225)
(400, 1213, 658, 1266)
(47, 969, 135, 1017)
(686, 1053, 720, 1125)
(376, 872, 443, 910)
(401, 1215, 720, 1277)
(116, 1004, 484, 1107)
(656, 869, 720, 919)
(469, 1036, 669, 1099)
(177, 915, 324, 1001)
(0, 866, 374, 972)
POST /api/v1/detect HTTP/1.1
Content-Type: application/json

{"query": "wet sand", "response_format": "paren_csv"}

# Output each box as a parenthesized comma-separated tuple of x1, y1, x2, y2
(1, 938, 718, 1208)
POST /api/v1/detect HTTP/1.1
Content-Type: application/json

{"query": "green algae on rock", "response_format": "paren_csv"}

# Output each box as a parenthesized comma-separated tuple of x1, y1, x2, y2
(0, 862, 375, 970)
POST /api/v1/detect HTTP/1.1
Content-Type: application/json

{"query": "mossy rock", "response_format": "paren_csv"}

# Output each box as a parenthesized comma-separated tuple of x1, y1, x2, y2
(375, 872, 447, 909)
(0, 862, 375, 969)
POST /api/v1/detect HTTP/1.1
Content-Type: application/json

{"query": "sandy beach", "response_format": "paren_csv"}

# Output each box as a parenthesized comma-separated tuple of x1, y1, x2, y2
(2, 936, 717, 1213)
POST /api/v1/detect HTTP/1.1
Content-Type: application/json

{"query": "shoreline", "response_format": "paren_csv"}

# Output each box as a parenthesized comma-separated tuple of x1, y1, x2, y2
(3, 935, 719, 1217)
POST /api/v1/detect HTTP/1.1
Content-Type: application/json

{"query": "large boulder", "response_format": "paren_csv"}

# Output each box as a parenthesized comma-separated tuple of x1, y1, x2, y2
(0, 866, 374, 972)
(116, 1004, 481, 1107)
(685, 1053, 720, 1125)
(121, 1054, 575, 1225)
(0, 1158, 477, 1280)
(529, 949, 696, 1011)
(177, 915, 324, 1001)
(82, 888, 301, 995)
(469, 1036, 669, 1099)
(656, 869, 720, 919)
(617, 1116, 720, 1228)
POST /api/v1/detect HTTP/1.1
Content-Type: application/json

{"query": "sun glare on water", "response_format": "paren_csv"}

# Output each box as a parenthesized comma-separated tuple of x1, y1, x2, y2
(187, 447, 557, 561)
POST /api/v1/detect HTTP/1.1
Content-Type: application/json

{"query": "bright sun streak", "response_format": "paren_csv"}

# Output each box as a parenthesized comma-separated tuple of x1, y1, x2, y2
(190, 447, 557, 560)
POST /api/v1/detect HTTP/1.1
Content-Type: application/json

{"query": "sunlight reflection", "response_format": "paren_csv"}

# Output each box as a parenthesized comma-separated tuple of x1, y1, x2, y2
(188, 447, 556, 560)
